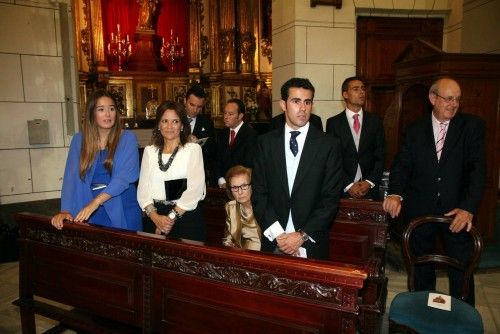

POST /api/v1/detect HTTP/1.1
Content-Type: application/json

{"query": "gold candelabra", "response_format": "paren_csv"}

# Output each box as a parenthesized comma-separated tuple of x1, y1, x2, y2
(107, 24, 132, 71)
(160, 29, 184, 72)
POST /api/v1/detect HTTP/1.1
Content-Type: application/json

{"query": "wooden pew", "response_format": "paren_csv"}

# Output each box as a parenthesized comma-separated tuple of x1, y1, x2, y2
(16, 212, 370, 334)
(203, 187, 388, 334)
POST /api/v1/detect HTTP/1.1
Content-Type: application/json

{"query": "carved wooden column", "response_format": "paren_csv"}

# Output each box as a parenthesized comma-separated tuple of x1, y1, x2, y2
(219, 0, 236, 73)
(89, 0, 107, 71)
(208, 0, 220, 74)
(127, 0, 162, 71)
(238, 0, 255, 74)
(188, 0, 203, 79)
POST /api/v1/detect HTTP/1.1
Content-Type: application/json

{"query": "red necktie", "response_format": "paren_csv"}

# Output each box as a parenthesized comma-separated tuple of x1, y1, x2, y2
(353, 114, 360, 134)
(230, 130, 236, 146)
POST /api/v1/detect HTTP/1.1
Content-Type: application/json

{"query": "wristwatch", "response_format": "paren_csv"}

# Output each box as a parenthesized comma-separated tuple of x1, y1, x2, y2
(298, 230, 310, 242)
(168, 210, 177, 220)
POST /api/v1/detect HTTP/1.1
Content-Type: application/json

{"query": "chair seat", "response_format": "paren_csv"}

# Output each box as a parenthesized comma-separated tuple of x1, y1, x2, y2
(389, 291, 483, 334)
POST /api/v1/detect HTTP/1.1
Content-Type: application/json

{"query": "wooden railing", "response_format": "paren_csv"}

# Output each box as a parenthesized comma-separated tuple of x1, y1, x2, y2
(16, 212, 372, 334)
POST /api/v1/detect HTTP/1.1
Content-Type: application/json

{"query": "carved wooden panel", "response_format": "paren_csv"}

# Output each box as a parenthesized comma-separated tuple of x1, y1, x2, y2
(356, 16, 443, 151)
(16, 212, 369, 334)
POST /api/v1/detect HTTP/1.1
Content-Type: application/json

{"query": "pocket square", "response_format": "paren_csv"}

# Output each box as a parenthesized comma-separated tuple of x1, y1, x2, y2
(201, 127, 205, 131)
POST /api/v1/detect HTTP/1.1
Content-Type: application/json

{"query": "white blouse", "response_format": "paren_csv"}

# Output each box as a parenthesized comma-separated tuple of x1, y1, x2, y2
(137, 142, 206, 211)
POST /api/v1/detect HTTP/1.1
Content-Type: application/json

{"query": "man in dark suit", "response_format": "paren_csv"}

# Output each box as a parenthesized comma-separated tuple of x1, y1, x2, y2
(216, 98, 258, 188)
(253, 78, 343, 260)
(270, 111, 323, 131)
(326, 77, 385, 199)
(383, 77, 486, 306)
(184, 84, 216, 183)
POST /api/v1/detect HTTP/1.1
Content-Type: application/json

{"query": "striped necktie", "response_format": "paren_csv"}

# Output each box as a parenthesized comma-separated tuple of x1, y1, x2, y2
(436, 122, 447, 161)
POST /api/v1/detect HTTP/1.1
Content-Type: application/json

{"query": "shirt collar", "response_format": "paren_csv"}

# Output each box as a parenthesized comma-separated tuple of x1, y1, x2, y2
(285, 121, 310, 135)
(346, 107, 363, 119)
(231, 120, 244, 134)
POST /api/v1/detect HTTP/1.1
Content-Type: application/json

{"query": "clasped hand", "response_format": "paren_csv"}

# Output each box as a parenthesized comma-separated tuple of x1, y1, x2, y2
(150, 212, 175, 235)
(276, 232, 303, 256)
(348, 180, 371, 198)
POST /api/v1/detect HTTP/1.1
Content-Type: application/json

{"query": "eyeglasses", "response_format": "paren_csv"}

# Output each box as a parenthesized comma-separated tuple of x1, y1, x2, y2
(230, 183, 251, 192)
(434, 92, 461, 103)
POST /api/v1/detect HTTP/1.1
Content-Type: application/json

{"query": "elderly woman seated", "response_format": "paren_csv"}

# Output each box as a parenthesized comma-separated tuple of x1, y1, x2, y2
(222, 165, 261, 250)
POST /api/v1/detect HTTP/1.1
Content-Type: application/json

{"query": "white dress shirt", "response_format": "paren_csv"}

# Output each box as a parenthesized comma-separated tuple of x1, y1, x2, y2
(284, 122, 309, 233)
(137, 142, 206, 211)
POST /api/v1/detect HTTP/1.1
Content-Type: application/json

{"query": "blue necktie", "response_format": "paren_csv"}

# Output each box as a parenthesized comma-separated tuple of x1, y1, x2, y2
(289, 131, 300, 156)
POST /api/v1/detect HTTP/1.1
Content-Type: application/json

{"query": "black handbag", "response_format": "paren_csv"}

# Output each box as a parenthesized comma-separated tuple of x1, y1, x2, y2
(164, 178, 187, 202)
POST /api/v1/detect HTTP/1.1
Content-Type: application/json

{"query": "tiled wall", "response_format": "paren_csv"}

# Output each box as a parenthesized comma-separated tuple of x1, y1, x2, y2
(0, 1, 78, 205)
(270, 0, 487, 125)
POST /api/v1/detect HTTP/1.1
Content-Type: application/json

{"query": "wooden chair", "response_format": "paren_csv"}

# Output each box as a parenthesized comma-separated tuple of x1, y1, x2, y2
(388, 216, 484, 334)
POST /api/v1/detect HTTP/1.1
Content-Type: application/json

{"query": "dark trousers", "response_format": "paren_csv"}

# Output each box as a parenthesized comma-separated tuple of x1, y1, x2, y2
(410, 222, 475, 306)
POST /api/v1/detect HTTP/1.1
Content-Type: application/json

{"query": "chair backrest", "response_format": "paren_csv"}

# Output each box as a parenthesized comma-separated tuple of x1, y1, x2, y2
(402, 215, 483, 301)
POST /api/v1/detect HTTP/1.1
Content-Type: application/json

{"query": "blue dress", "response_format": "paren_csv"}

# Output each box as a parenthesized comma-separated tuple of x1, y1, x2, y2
(61, 130, 142, 231)
(91, 150, 141, 230)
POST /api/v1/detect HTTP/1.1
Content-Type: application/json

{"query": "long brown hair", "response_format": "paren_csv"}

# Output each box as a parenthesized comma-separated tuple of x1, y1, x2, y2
(151, 100, 191, 149)
(80, 90, 123, 179)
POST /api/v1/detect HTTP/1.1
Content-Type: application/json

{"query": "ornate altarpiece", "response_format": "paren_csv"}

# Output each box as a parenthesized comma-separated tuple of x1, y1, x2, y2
(74, 0, 272, 128)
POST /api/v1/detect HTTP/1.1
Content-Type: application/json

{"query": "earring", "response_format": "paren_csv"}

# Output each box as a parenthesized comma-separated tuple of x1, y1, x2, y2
(181, 127, 184, 132)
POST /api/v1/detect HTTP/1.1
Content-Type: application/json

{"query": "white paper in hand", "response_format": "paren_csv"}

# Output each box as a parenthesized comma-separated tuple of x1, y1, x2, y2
(263, 221, 285, 242)
(427, 293, 451, 311)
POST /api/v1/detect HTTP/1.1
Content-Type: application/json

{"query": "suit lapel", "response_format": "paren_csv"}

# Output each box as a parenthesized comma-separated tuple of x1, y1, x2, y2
(340, 111, 357, 153)
(292, 127, 321, 194)
(423, 115, 439, 163)
(358, 112, 371, 153)
(232, 123, 246, 151)
(272, 128, 290, 196)
(439, 113, 463, 165)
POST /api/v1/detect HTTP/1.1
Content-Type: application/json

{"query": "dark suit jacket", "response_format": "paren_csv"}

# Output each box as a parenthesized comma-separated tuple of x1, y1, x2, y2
(270, 113, 323, 132)
(252, 125, 343, 260)
(216, 122, 258, 180)
(389, 112, 486, 221)
(192, 113, 216, 181)
(326, 110, 385, 199)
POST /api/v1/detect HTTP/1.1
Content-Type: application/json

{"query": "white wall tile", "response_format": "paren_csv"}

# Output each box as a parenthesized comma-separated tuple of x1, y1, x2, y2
(273, 0, 295, 30)
(294, 63, 334, 101)
(308, 27, 356, 65)
(21, 55, 64, 102)
(333, 65, 356, 100)
(312, 100, 344, 124)
(0, 3, 57, 55)
(295, 0, 334, 24)
(373, 0, 394, 9)
(0, 53, 24, 101)
(462, 0, 500, 53)
(354, 0, 375, 8)
(334, 0, 356, 24)
(0, 191, 61, 204)
(273, 27, 296, 68)
(30, 147, 67, 192)
(0, 102, 64, 149)
(272, 64, 296, 103)
(0, 149, 32, 196)
(295, 26, 307, 63)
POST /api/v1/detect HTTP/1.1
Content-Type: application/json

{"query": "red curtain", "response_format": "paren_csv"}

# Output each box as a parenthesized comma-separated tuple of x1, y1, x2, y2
(102, 0, 188, 72)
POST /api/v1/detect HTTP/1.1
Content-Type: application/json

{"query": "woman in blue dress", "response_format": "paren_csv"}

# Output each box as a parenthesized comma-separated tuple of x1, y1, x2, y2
(51, 90, 142, 231)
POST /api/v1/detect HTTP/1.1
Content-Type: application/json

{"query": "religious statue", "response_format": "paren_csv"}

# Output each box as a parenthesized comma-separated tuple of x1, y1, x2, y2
(137, 0, 158, 31)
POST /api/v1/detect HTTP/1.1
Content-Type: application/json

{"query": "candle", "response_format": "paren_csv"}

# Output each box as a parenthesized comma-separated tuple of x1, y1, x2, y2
(126, 34, 129, 43)
(111, 32, 114, 40)
(117, 23, 120, 32)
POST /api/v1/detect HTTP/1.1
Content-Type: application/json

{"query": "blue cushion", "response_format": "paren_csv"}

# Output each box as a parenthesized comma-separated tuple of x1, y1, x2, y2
(389, 291, 484, 334)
